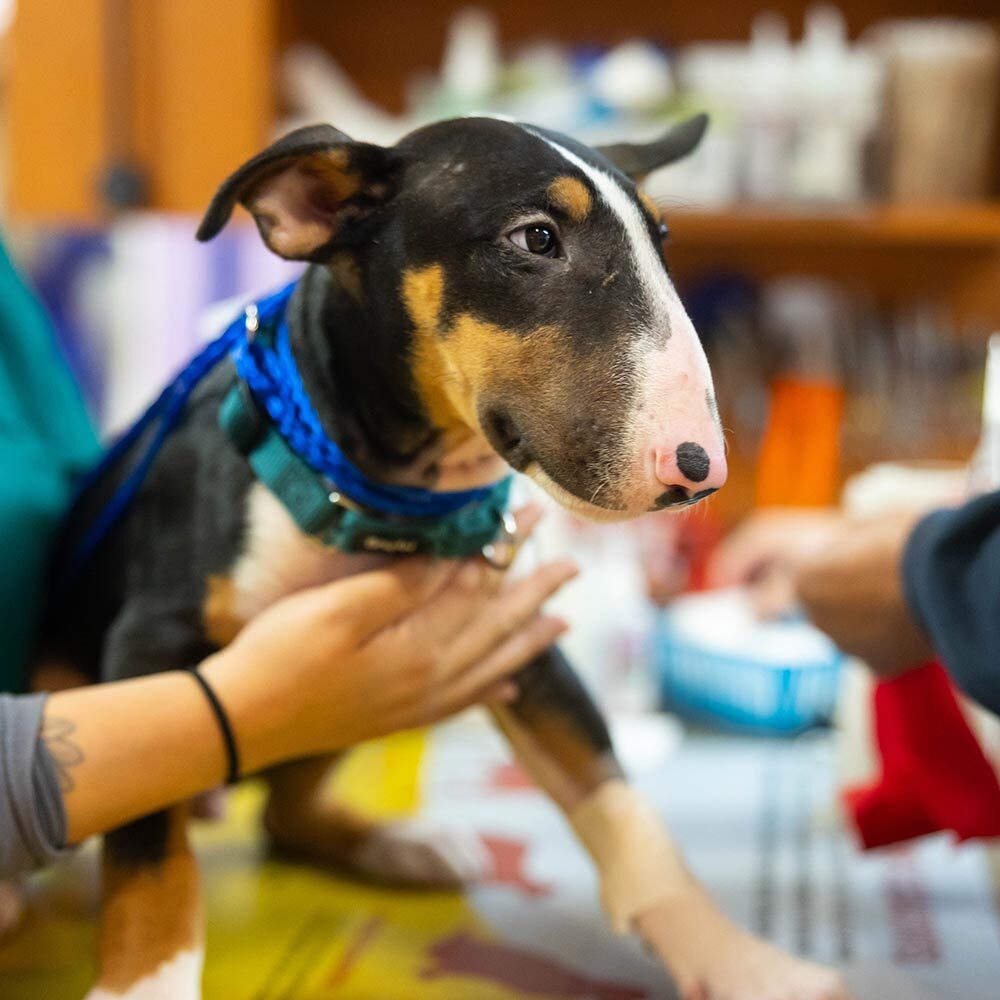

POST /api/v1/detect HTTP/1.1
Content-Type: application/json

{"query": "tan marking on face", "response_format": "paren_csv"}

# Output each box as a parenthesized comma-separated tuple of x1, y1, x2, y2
(402, 264, 445, 333)
(403, 265, 468, 430)
(639, 191, 661, 226)
(405, 264, 566, 435)
(202, 574, 243, 647)
(547, 175, 592, 223)
(444, 314, 564, 412)
(95, 805, 201, 993)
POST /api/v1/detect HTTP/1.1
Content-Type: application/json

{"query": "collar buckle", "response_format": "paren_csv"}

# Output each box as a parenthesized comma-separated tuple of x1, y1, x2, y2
(481, 509, 519, 570)
(244, 303, 260, 341)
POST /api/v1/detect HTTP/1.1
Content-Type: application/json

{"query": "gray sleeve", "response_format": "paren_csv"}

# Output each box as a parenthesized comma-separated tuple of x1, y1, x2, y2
(0, 693, 72, 878)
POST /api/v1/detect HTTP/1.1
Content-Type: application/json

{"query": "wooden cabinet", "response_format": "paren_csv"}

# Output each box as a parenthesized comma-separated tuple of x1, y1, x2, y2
(9, 0, 274, 221)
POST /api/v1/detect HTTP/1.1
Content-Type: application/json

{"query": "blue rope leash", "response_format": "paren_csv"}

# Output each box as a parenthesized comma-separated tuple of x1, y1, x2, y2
(64, 322, 244, 581)
(63, 281, 497, 582)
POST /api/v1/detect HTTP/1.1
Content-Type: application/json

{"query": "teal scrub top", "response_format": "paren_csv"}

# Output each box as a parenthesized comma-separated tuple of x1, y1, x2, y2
(0, 240, 99, 692)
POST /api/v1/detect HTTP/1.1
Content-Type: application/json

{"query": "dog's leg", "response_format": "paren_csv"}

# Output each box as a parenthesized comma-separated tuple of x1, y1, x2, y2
(264, 754, 486, 887)
(491, 646, 849, 1000)
(85, 806, 203, 1000)
(490, 646, 622, 808)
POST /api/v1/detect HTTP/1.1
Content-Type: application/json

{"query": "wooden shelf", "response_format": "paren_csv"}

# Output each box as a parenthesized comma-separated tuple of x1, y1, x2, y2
(667, 203, 1000, 249)
(665, 203, 1000, 329)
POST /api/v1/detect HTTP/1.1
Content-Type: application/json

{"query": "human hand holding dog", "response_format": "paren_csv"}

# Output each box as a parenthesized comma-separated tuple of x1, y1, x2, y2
(48, 506, 575, 846)
(205, 507, 577, 770)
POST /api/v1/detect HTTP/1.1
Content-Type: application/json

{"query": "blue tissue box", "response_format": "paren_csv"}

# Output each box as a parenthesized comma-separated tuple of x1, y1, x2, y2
(651, 593, 844, 736)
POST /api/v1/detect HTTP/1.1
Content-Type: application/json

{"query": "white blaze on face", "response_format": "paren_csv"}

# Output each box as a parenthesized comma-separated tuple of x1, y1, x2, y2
(524, 128, 727, 511)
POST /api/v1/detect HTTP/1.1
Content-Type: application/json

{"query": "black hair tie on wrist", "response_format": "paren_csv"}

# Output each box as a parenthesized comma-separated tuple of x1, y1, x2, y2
(188, 669, 241, 785)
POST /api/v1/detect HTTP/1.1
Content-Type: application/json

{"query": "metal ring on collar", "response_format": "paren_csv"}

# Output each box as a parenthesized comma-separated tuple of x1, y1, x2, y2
(327, 489, 366, 514)
(481, 509, 520, 570)
(245, 303, 260, 340)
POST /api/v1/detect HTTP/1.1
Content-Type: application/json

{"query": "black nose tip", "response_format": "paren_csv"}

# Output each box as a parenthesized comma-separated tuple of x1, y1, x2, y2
(675, 442, 710, 483)
(654, 486, 718, 510)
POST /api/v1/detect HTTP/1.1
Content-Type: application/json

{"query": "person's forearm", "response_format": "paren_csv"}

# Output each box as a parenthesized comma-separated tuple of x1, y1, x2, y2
(47, 671, 236, 844)
(39, 545, 576, 848)
(793, 510, 931, 676)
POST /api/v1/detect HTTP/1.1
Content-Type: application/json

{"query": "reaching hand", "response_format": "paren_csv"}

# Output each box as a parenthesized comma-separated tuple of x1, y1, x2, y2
(203, 504, 580, 770)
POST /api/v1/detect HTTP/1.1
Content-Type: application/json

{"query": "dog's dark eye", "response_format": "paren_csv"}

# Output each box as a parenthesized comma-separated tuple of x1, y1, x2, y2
(658, 221, 670, 241)
(509, 224, 560, 258)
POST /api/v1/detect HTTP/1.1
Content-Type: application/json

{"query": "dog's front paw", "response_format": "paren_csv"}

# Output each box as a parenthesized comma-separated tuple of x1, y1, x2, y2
(83, 948, 203, 1000)
(636, 892, 852, 1000)
(350, 819, 488, 888)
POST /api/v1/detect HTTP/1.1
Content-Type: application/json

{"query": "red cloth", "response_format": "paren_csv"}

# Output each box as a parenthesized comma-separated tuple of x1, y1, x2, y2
(843, 661, 1000, 850)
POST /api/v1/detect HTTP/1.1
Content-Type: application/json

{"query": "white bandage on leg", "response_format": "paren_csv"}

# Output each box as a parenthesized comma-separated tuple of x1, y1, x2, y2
(570, 779, 689, 934)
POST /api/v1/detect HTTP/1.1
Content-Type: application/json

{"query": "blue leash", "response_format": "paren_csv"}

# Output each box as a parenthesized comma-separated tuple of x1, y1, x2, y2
(63, 282, 499, 582)
(64, 318, 244, 582)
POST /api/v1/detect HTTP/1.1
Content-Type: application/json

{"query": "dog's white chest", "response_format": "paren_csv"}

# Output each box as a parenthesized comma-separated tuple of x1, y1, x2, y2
(228, 484, 386, 623)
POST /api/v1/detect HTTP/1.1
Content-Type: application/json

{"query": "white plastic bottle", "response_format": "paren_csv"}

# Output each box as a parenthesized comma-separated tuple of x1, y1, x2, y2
(790, 5, 883, 203)
(743, 12, 795, 202)
(969, 334, 1000, 494)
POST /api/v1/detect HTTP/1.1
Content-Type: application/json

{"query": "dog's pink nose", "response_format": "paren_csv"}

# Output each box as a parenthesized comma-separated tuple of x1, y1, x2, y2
(653, 441, 727, 507)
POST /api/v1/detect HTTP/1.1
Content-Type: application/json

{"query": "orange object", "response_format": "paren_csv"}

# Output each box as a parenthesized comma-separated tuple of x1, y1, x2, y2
(755, 377, 845, 508)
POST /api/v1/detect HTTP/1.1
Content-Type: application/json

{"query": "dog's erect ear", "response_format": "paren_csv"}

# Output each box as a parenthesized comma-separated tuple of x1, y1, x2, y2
(596, 113, 709, 183)
(196, 124, 397, 261)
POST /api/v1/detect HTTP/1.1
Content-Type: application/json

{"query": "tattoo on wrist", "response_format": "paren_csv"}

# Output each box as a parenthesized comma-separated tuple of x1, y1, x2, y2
(41, 716, 85, 794)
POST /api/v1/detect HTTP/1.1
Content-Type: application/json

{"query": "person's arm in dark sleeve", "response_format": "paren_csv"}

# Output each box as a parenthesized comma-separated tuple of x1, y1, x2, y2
(0, 694, 70, 878)
(902, 489, 1000, 715)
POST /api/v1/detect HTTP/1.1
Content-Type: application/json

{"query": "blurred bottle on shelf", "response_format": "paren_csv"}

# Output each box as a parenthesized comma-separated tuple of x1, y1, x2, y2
(589, 40, 673, 114)
(755, 279, 846, 507)
(788, 5, 883, 203)
(875, 20, 1000, 202)
(669, 47, 745, 205)
(743, 12, 795, 202)
(440, 7, 502, 109)
(676, 5, 884, 206)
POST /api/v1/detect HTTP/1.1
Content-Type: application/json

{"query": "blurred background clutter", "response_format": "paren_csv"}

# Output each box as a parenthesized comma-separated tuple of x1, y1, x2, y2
(4, 0, 1000, 732)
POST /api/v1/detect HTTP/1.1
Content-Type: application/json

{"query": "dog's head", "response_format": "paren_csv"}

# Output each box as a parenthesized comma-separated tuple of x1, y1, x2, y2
(198, 115, 725, 519)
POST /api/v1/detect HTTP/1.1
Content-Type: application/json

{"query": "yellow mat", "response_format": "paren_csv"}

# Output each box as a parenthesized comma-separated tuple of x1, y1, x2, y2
(0, 732, 559, 1000)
